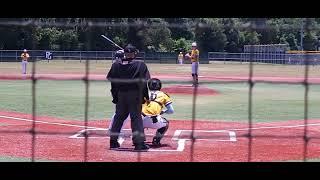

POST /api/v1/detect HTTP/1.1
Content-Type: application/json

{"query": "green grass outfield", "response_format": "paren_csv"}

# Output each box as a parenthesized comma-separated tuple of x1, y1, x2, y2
(0, 156, 56, 162)
(1, 61, 320, 162)
(2, 60, 320, 77)
(1, 80, 320, 122)
(1, 61, 320, 123)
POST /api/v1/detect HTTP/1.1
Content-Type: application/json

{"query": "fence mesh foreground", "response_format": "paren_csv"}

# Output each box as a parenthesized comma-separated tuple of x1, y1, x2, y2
(0, 18, 319, 162)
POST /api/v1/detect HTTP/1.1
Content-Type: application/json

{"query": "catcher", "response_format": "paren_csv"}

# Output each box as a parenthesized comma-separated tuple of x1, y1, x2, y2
(108, 78, 174, 147)
(142, 78, 174, 147)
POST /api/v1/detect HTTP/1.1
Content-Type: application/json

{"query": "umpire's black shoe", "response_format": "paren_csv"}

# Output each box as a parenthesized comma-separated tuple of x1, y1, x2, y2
(134, 143, 149, 151)
(110, 140, 120, 150)
(152, 137, 161, 147)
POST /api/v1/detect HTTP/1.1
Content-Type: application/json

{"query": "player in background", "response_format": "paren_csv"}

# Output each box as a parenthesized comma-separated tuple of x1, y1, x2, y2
(178, 52, 184, 64)
(21, 49, 30, 74)
(190, 42, 199, 86)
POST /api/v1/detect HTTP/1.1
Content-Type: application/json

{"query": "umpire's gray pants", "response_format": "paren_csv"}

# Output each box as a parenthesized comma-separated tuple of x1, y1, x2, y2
(110, 90, 146, 144)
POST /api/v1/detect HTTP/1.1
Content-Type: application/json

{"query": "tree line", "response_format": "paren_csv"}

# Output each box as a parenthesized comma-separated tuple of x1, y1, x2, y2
(1, 18, 320, 53)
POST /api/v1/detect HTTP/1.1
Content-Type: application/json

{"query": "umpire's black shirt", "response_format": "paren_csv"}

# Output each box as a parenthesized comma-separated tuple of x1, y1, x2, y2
(106, 60, 150, 103)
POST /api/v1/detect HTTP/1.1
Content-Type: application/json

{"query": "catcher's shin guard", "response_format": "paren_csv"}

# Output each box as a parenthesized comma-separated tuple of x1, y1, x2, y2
(152, 120, 169, 146)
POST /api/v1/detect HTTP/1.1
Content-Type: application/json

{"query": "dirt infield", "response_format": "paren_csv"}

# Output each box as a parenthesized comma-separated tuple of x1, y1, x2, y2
(1, 73, 320, 84)
(162, 85, 218, 95)
(1, 110, 320, 162)
(1, 72, 320, 161)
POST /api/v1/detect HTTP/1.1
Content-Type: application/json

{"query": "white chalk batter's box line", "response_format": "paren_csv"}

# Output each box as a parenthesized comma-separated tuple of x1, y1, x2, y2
(2, 114, 320, 152)
(172, 130, 237, 142)
(68, 128, 152, 139)
(69, 128, 237, 141)
(68, 128, 237, 152)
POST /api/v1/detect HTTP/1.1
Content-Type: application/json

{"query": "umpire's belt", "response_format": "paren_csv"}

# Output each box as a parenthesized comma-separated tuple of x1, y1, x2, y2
(119, 89, 138, 92)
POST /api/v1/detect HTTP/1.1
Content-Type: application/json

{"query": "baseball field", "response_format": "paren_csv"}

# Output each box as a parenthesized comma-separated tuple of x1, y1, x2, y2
(1, 60, 320, 161)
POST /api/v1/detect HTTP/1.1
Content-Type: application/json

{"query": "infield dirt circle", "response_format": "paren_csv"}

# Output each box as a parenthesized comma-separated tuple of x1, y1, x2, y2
(161, 85, 218, 95)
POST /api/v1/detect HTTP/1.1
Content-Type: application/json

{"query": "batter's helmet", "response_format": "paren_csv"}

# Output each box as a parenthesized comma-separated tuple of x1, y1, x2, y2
(148, 78, 162, 91)
(114, 50, 124, 59)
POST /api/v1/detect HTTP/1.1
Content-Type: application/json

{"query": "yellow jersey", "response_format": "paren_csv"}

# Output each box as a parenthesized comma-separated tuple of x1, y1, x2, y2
(142, 90, 172, 116)
(21, 53, 30, 61)
(191, 49, 199, 62)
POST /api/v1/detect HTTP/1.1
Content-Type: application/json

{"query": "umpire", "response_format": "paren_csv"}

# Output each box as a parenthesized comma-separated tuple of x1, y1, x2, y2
(107, 44, 151, 151)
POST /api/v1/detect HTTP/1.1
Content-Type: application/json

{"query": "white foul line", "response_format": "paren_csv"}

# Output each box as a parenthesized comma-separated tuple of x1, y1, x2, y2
(221, 122, 320, 132)
(3, 114, 319, 134)
(3, 114, 320, 152)
(229, 131, 237, 142)
(69, 129, 86, 138)
(0, 115, 106, 130)
(174, 129, 237, 142)
(0, 115, 129, 146)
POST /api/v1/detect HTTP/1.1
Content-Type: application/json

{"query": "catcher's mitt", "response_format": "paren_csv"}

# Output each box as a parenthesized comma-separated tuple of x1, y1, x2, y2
(184, 53, 191, 60)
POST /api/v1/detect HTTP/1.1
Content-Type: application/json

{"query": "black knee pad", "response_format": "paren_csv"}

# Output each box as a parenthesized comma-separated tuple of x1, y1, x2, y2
(192, 73, 195, 77)
(157, 126, 168, 136)
(156, 119, 169, 136)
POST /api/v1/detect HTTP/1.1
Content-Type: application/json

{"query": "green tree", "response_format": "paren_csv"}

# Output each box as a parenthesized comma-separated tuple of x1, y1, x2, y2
(142, 18, 174, 52)
(222, 18, 242, 52)
(164, 18, 194, 40)
(239, 31, 260, 46)
(127, 18, 145, 51)
(35, 27, 62, 50)
(194, 18, 227, 52)
(172, 38, 193, 52)
(58, 29, 79, 50)
(303, 18, 319, 51)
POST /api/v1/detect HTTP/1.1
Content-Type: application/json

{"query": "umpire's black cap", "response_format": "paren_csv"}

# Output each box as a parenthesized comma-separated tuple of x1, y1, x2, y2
(124, 44, 137, 60)
(124, 44, 136, 53)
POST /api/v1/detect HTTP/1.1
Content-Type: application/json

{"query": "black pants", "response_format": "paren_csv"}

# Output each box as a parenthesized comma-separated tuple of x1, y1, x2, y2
(110, 90, 145, 144)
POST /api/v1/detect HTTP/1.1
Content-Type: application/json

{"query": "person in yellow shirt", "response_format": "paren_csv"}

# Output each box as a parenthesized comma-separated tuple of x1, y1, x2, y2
(21, 49, 30, 74)
(108, 78, 174, 147)
(178, 52, 184, 64)
(190, 42, 199, 86)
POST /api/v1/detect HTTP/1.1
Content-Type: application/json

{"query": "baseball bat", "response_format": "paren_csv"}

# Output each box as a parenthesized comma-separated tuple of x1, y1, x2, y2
(101, 35, 124, 50)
